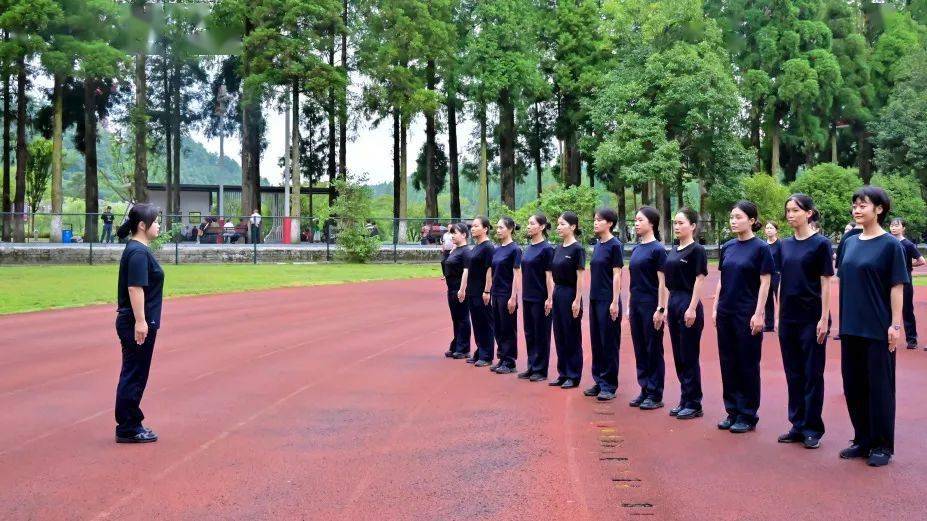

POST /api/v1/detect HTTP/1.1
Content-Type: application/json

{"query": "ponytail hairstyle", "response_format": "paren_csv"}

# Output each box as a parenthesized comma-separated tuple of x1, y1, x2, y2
(117, 203, 160, 240)
(733, 200, 762, 232)
(595, 207, 619, 234)
(677, 206, 699, 228)
(531, 212, 551, 237)
(499, 215, 520, 232)
(784, 193, 820, 223)
(474, 216, 491, 230)
(451, 222, 469, 237)
(638, 205, 662, 241)
(560, 211, 582, 237)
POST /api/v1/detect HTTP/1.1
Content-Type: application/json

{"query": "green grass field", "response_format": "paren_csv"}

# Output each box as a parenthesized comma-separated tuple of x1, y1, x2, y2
(914, 274, 926, 286)
(0, 263, 442, 315)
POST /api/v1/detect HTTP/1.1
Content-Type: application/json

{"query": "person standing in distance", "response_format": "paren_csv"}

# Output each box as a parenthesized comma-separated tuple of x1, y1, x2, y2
(489, 217, 523, 374)
(114, 204, 164, 443)
(443, 223, 472, 359)
(838, 187, 909, 467)
(776, 194, 834, 449)
(712, 200, 774, 434)
(628, 207, 668, 410)
(663, 208, 708, 420)
(100, 206, 115, 243)
(249, 209, 262, 244)
(889, 218, 924, 350)
(763, 222, 782, 332)
(584, 208, 624, 401)
(458, 217, 495, 367)
(549, 212, 586, 389)
(519, 214, 555, 381)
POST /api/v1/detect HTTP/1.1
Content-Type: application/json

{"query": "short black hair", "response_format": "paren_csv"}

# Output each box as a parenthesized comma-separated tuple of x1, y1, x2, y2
(891, 217, 907, 228)
(852, 186, 892, 225)
(594, 207, 619, 232)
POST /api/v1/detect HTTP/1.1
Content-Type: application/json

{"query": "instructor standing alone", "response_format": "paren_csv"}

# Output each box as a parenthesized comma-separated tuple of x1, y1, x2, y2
(114, 204, 164, 443)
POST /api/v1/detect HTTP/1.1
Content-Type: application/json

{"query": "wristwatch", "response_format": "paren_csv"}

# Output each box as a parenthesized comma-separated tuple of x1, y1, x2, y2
(893, 324, 901, 331)
(657, 306, 665, 314)
(483, 291, 491, 295)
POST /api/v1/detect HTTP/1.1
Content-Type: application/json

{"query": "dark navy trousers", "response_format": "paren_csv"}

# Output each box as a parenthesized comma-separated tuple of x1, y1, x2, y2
(667, 292, 703, 409)
(716, 311, 762, 425)
(467, 295, 495, 362)
(628, 298, 665, 401)
(492, 295, 518, 368)
(903, 282, 917, 347)
(764, 274, 780, 330)
(446, 292, 471, 355)
(552, 286, 583, 381)
(115, 323, 158, 437)
(841, 335, 896, 452)
(778, 320, 826, 438)
(523, 300, 552, 377)
(589, 299, 620, 393)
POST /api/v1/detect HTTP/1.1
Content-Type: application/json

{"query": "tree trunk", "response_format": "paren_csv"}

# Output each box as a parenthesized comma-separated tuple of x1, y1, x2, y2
(328, 36, 336, 204)
(499, 87, 515, 210)
(750, 104, 761, 172)
(290, 81, 301, 242)
(172, 66, 181, 219)
(566, 131, 581, 186)
(339, 0, 348, 181)
(50, 75, 63, 242)
(392, 107, 400, 221)
(676, 171, 684, 207)
(84, 78, 99, 242)
(240, 18, 255, 217)
(479, 108, 488, 216)
(13, 57, 26, 242)
(2, 32, 10, 241)
(424, 59, 438, 220)
(587, 155, 595, 188)
(641, 180, 650, 206)
(770, 122, 780, 179)
(249, 109, 261, 213)
(857, 129, 872, 183)
(399, 114, 408, 242)
(447, 83, 460, 219)
(533, 102, 543, 199)
(830, 122, 838, 165)
(661, 183, 672, 242)
(164, 61, 173, 220)
(134, 52, 148, 203)
(617, 177, 627, 241)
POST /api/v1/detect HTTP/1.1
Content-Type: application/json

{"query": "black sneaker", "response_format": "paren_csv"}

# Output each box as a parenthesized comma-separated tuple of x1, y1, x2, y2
(803, 435, 822, 449)
(729, 421, 755, 433)
(116, 430, 158, 444)
(548, 377, 567, 387)
(675, 408, 703, 420)
(629, 394, 646, 407)
(583, 384, 601, 397)
(717, 417, 734, 430)
(867, 448, 891, 467)
(560, 379, 578, 389)
(474, 360, 490, 367)
(669, 404, 683, 416)
(466, 357, 478, 364)
(778, 431, 803, 443)
(452, 352, 469, 359)
(517, 370, 532, 379)
(596, 391, 616, 401)
(530, 374, 547, 382)
(494, 366, 514, 374)
(839, 443, 868, 459)
(444, 350, 455, 358)
(639, 398, 664, 410)
(489, 363, 500, 372)
(906, 344, 918, 350)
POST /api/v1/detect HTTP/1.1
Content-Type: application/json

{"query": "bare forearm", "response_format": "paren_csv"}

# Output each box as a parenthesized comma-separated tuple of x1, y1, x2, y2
(128, 287, 146, 323)
(755, 275, 771, 315)
(819, 276, 832, 323)
(689, 276, 705, 311)
(891, 285, 903, 325)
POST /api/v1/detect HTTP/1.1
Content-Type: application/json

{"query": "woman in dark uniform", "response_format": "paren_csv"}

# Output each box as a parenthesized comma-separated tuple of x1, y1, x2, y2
(663, 208, 708, 420)
(777, 194, 833, 449)
(763, 221, 782, 332)
(838, 186, 908, 467)
(549, 211, 586, 389)
(889, 218, 925, 350)
(114, 204, 164, 444)
(584, 208, 623, 401)
(444, 223, 472, 359)
(628, 207, 667, 410)
(489, 217, 523, 374)
(458, 217, 495, 367)
(519, 213, 555, 382)
(712, 200, 774, 434)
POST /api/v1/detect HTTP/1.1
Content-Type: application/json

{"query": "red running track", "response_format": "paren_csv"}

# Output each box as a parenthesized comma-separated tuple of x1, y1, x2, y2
(1, 271, 926, 520)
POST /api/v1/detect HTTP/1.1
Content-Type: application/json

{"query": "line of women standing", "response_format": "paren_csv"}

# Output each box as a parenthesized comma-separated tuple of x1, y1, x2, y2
(442, 185, 907, 467)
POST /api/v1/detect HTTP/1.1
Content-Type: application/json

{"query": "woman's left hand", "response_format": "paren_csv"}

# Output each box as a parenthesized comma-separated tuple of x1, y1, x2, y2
(652, 310, 664, 330)
(750, 313, 765, 335)
(571, 300, 581, 318)
(507, 297, 517, 314)
(888, 326, 899, 352)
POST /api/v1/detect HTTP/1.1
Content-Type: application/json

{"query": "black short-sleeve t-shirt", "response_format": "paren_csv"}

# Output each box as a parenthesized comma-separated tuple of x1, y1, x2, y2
(491, 242, 523, 298)
(589, 237, 624, 301)
(521, 241, 554, 302)
(663, 242, 708, 294)
(899, 237, 922, 274)
(444, 246, 469, 292)
(629, 241, 667, 303)
(717, 236, 775, 315)
(117, 240, 165, 329)
(838, 233, 910, 341)
(779, 234, 834, 323)
(836, 227, 863, 269)
(552, 242, 586, 289)
(768, 239, 782, 274)
(465, 240, 495, 297)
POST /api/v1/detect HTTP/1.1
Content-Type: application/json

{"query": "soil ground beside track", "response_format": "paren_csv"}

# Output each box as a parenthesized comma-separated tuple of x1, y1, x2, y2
(1, 269, 926, 520)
